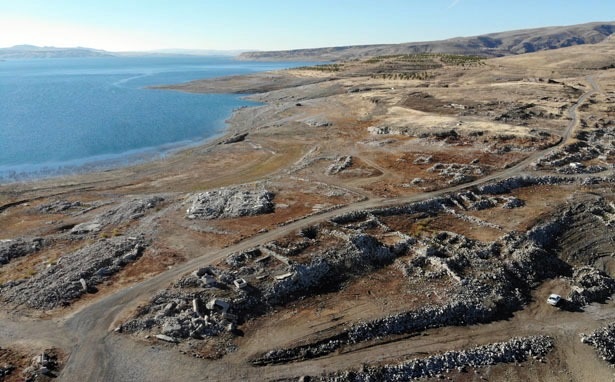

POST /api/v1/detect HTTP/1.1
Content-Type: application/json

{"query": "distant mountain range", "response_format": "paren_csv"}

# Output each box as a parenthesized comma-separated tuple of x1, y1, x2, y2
(0, 45, 247, 59)
(238, 21, 615, 61)
(0, 44, 113, 59)
(4, 21, 614, 61)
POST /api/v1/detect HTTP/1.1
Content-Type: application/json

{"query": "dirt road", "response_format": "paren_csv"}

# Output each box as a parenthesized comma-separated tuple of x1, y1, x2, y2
(0, 76, 606, 381)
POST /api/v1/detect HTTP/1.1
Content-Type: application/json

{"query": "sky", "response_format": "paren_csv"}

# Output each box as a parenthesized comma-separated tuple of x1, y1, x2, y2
(0, 0, 613, 52)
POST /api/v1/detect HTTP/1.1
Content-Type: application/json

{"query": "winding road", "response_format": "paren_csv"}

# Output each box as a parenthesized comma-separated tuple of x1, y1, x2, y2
(0, 75, 608, 381)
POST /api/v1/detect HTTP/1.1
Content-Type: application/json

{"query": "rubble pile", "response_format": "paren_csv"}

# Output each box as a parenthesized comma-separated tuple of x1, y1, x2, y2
(251, 211, 573, 365)
(556, 198, 615, 267)
(319, 336, 554, 381)
(22, 349, 61, 380)
(568, 266, 615, 306)
(121, 291, 231, 340)
(186, 187, 274, 220)
(264, 233, 408, 306)
(535, 118, 614, 173)
(122, 230, 413, 340)
(413, 155, 432, 165)
(476, 175, 572, 195)
(0, 236, 146, 309)
(94, 196, 164, 226)
(0, 238, 44, 266)
(122, 183, 615, 363)
(427, 162, 484, 185)
(581, 322, 615, 363)
(400, 231, 500, 281)
(449, 191, 525, 210)
(502, 196, 526, 209)
(326, 156, 353, 175)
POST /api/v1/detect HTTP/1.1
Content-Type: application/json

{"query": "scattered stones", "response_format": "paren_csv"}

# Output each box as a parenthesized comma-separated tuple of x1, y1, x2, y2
(367, 125, 393, 135)
(95, 196, 164, 226)
(20, 348, 61, 380)
(0, 365, 14, 378)
(535, 119, 614, 172)
(186, 186, 274, 220)
(496, 103, 551, 124)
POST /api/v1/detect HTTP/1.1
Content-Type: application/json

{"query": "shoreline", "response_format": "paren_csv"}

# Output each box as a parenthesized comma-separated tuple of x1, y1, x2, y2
(0, 104, 252, 185)
(0, 68, 328, 190)
(1, 41, 615, 381)
(0, 57, 313, 187)
(0, 89, 269, 186)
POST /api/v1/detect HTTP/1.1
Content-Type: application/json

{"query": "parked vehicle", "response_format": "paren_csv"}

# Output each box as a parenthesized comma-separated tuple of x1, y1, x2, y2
(547, 294, 561, 306)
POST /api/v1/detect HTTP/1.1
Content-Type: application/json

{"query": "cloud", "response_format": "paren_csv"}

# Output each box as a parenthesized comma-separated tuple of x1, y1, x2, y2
(448, 0, 461, 9)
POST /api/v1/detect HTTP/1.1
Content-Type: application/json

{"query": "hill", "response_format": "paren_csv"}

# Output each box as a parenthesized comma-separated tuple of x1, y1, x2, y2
(239, 21, 615, 61)
(0, 45, 114, 59)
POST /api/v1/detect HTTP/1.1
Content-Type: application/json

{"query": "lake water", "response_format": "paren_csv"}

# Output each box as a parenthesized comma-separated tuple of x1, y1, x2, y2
(0, 56, 305, 181)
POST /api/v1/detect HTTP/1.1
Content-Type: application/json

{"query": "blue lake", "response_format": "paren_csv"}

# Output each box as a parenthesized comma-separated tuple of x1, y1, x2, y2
(0, 56, 306, 181)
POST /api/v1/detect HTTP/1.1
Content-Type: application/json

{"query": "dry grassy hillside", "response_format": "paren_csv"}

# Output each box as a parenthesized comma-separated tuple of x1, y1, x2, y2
(239, 21, 615, 61)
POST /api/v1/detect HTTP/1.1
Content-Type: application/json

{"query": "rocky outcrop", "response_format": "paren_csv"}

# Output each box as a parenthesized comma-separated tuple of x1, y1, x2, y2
(37, 200, 83, 214)
(219, 132, 248, 144)
(70, 196, 164, 235)
(186, 187, 274, 220)
(91, 196, 164, 227)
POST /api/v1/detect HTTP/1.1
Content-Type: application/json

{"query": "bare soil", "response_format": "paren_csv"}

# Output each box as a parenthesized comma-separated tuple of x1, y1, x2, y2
(0, 38, 614, 381)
